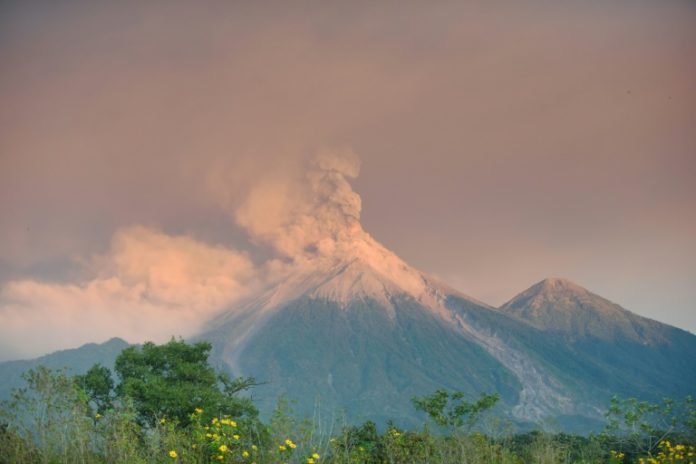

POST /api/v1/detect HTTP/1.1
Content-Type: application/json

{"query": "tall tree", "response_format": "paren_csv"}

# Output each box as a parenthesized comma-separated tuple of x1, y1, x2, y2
(112, 338, 258, 426)
(74, 363, 114, 414)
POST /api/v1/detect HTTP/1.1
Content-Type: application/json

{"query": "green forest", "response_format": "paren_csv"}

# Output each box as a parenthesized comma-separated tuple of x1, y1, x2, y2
(1, 339, 694, 464)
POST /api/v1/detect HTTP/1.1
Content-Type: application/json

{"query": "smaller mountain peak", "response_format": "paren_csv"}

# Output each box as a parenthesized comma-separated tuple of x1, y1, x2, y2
(537, 277, 586, 293)
(499, 277, 671, 342)
(104, 337, 130, 347)
(500, 277, 594, 315)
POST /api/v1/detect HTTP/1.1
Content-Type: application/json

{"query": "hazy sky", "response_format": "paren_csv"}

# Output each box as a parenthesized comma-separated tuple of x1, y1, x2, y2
(1, 1, 695, 359)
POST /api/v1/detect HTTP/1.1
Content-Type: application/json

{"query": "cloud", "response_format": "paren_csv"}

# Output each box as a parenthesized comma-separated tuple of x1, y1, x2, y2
(0, 150, 374, 360)
(0, 226, 258, 360)
(231, 151, 438, 306)
(234, 150, 364, 262)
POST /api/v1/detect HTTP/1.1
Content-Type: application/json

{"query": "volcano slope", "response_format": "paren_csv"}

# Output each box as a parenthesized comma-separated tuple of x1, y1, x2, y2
(197, 251, 696, 430)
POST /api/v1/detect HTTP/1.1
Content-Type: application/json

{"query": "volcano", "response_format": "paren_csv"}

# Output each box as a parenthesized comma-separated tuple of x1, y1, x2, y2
(195, 230, 696, 429)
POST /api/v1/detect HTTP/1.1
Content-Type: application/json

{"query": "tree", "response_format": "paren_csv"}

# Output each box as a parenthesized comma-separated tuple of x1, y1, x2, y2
(412, 389, 499, 432)
(112, 338, 259, 427)
(74, 363, 114, 414)
(602, 395, 696, 458)
(115, 339, 258, 425)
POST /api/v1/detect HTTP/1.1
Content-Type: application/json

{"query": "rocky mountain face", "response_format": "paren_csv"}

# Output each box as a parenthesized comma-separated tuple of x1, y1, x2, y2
(501, 277, 670, 342)
(499, 277, 696, 407)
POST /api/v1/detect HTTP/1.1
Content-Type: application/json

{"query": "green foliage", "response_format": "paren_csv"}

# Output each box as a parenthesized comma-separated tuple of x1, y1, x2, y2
(114, 338, 259, 427)
(268, 397, 315, 452)
(75, 363, 114, 414)
(93, 398, 148, 463)
(328, 423, 523, 464)
(382, 425, 437, 463)
(330, 420, 383, 463)
(683, 396, 696, 441)
(0, 366, 94, 463)
(412, 389, 500, 432)
(2, 340, 695, 463)
(601, 395, 696, 460)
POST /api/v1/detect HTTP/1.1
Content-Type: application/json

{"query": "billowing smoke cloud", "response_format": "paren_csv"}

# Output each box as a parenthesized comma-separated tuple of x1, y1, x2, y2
(0, 226, 259, 360)
(231, 151, 435, 307)
(235, 150, 364, 262)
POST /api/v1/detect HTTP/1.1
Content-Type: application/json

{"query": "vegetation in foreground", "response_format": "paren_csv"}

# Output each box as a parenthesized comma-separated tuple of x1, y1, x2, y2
(0, 339, 694, 464)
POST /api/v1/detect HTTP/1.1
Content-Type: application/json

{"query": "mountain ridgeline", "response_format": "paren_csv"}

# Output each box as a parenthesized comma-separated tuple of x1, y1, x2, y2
(2, 253, 694, 432)
(0, 337, 129, 402)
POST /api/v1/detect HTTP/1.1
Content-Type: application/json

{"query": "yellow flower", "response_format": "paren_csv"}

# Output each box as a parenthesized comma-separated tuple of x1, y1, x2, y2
(233, 434, 240, 440)
(168, 450, 177, 458)
(312, 452, 320, 459)
(242, 450, 250, 458)
(279, 445, 287, 451)
(285, 438, 297, 449)
(307, 459, 315, 464)
(219, 444, 228, 453)
(95, 413, 102, 419)
(251, 445, 258, 451)
(194, 407, 203, 414)
(160, 418, 167, 425)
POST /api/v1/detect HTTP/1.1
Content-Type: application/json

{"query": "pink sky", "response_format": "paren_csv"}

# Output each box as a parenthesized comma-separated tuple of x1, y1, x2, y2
(1, 1, 695, 359)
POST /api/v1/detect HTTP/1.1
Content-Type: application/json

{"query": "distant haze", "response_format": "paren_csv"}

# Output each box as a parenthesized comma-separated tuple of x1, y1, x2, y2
(1, 1, 695, 360)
